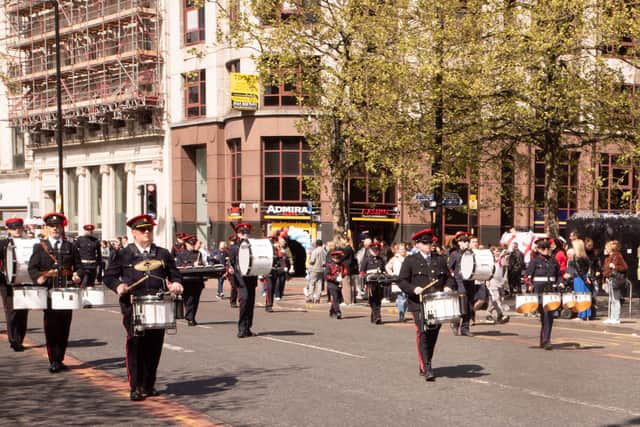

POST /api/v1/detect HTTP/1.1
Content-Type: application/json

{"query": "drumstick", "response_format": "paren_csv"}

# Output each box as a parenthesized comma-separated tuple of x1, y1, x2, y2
(125, 276, 148, 293)
(419, 279, 440, 295)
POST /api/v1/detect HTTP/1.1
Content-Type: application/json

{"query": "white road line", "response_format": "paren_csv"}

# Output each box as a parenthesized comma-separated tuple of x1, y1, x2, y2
(259, 336, 366, 359)
(163, 343, 195, 353)
(468, 378, 640, 417)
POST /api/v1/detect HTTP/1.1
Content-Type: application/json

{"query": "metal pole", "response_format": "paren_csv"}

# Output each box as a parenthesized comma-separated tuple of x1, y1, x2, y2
(54, 1, 64, 213)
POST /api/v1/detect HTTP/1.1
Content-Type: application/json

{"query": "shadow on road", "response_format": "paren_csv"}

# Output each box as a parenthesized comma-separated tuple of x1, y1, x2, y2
(259, 330, 314, 336)
(165, 375, 238, 397)
(602, 416, 640, 426)
(196, 320, 237, 326)
(68, 338, 108, 348)
(338, 315, 367, 320)
(434, 364, 488, 379)
(552, 342, 605, 351)
(473, 330, 519, 337)
(81, 356, 126, 370)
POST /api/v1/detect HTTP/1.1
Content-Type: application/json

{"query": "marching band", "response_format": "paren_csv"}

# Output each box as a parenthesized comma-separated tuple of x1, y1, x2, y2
(1, 213, 604, 397)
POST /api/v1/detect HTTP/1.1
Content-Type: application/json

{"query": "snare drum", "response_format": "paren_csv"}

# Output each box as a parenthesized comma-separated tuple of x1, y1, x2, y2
(460, 249, 495, 281)
(422, 292, 461, 325)
(562, 292, 576, 310)
(542, 292, 561, 311)
(515, 294, 538, 314)
(50, 287, 82, 310)
(82, 286, 106, 307)
(238, 238, 274, 276)
(574, 292, 592, 312)
(132, 294, 176, 330)
(4, 238, 39, 285)
(13, 286, 48, 310)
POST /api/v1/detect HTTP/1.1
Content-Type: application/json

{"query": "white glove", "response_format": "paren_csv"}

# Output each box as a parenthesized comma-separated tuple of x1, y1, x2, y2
(288, 266, 295, 274)
(414, 286, 423, 295)
(336, 275, 342, 283)
(169, 282, 184, 295)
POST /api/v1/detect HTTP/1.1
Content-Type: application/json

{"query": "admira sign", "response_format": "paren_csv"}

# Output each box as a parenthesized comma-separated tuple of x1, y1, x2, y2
(266, 205, 312, 216)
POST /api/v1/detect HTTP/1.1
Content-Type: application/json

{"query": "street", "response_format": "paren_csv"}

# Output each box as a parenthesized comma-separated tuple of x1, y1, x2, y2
(2, 283, 640, 427)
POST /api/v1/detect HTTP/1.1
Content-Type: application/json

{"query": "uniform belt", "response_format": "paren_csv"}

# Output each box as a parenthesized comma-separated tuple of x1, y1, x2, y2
(81, 259, 97, 263)
(533, 277, 555, 282)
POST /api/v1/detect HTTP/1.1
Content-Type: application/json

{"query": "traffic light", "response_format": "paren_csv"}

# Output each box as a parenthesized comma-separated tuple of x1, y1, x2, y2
(146, 183, 157, 219)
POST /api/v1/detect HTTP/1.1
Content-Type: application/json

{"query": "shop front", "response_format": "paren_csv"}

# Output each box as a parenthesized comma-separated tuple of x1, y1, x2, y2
(349, 206, 399, 246)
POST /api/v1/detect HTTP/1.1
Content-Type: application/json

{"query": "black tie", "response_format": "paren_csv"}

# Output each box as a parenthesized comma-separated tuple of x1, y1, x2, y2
(54, 240, 60, 251)
(142, 250, 149, 259)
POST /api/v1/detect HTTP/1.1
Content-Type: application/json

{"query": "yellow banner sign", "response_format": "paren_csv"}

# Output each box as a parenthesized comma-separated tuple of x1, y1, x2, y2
(230, 73, 259, 111)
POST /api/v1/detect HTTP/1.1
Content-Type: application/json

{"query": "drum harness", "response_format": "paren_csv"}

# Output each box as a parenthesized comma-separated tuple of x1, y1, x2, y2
(418, 279, 441, 331)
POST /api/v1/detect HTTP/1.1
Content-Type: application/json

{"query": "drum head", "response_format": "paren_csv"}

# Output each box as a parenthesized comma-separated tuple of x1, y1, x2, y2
(237, 240, 251, 275)
(4, 245, 15, 284)
(459, 250, 475, 280)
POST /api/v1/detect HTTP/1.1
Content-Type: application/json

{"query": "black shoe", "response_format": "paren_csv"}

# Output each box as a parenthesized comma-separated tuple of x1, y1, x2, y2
(230, 303, 238, 308)
(266, 307, 273, 312)
(336, 313, 342, 319)
(451, 324, 460, 336)
(544, 343, 552, 351)
(375, 319, 383, 325)
(187, 320, 197, 326)
(11, 343, 24, 352)
(461, 330, 474, 337)
(143, 388, 160, 397)
(425, 364, 435, 382)
(498, 315, 510, 324)
(48, 362, 61, 373)
(130, 390, 144, 401)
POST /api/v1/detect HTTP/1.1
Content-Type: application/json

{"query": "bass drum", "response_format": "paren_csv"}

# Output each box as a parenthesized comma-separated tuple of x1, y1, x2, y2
(4, 238, 39, 284)
(460, 249, 495, 281)
(238, 238, 274, 277)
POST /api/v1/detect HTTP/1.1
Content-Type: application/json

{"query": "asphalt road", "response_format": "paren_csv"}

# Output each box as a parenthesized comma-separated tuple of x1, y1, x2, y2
(2, 287, 639, 427)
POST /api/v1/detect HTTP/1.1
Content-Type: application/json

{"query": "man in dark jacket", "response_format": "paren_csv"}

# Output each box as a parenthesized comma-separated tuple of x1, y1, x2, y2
(74, 224, 101, 287)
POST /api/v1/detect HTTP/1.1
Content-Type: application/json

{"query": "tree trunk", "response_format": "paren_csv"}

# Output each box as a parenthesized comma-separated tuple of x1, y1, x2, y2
(544, 141, 560, 238)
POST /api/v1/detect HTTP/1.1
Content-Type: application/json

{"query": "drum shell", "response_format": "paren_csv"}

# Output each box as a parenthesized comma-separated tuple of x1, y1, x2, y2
(133, 295, 176, 330)
(542, 292, 561, 311)
(6, 238, 39, 284)
(562, 292, 576, 310)
(82, 286, 105, 306)
(574, 292, 592, 312)
(422, 291, 462, 325)
(13, 286, 48, 310)
(516, 294, 538, 314)
(50, 288, 83, 310)
(238, 239, 274, 276)
(460, 249, 495, 281)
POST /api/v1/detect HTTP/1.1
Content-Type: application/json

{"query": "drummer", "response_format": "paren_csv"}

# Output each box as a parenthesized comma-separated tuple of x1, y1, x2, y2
(359, 242, 388, 324)
(398, 228, 455, 382)
(0, 217, 29, 351)
(175, 234, 205, 326)
(447, 231, 475, 337)
(103, 214, 183, 401)
(27, 212, 83, 373)
(74, 224, 102, 287)
(525, 237, 562, 350)
(228, 223, 258, 338)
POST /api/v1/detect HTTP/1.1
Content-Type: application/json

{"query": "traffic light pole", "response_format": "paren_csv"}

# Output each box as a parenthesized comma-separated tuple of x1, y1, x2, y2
(55, 1, 64, 213)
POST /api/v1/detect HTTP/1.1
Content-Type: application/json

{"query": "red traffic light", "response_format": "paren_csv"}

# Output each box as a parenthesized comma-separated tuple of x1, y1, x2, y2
(146, 184, 156, 193)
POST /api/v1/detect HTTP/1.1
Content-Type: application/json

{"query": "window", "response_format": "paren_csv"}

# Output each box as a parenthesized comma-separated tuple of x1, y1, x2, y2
(184, 70, 206, 119)
(263, 136, 311, 201)
(533, 151, 579, 231)
(257, 0, 318, 25)
(226, 59, 240, 73)
(598, 153, 637, 212)
(12, 128, 24, 169)
(228, 139, 242, 202)
(348, 168, 396, 206)
(262, 58, 318, 107)
(184, 0, 205, 45)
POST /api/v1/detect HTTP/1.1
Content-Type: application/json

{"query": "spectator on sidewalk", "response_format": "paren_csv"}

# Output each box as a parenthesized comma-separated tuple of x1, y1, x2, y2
(507, 242, 525, 295)
(565, 239, 593, 321)
(603, 240, 627, 325)
(338, 234, 358, 305)
(307, 239, 326, 304)
(386, 242, 408, 321)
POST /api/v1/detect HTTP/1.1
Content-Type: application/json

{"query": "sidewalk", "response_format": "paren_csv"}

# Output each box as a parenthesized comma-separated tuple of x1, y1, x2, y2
(265, 277, 640, 335)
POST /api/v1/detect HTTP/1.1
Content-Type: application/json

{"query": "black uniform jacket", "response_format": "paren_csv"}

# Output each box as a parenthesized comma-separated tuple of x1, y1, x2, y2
(175, 250, 205, 286)
(525, 254, 561, 293)
(103, 244, 182, 301)
(398, 251, 454, 313)
(360, 255, 387, 278)
(28, 239, 84, 287)
(75, 235, 102, 264)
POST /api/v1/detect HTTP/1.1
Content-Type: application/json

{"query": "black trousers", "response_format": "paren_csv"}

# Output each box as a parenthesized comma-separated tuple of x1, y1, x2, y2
(0, 284, 29, 347)
(229, 275, 239, 306)
(538, 304, 554, 346)
(327, 282, 342, 317)
(412, 310, 441, 372)
(273, 271, 287, 298)
(182, 279, 204, 322)
(238, 276, 257, 334)
(452, 280, 474, 332)
(265, 274, 275, 309)
(81, 265, 99, 287)
(367, 283, 384, 323)
(44, 307, 72, 363)
(123, 307, 165, 391)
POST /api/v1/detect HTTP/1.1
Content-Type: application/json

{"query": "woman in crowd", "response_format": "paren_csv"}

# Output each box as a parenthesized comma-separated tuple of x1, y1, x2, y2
(565, 239, 592, 320)
(386, 242, 408, 321)
(602, 240, 627, 325)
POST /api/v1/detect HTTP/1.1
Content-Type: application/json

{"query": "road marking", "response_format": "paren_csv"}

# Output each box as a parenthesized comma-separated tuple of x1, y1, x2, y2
(259, 336, 366, 359)
(0, 333, 222, 426)
(468, 378, 640, 417)
(163, 343, 195, 353)
(513, 320, 640, 338)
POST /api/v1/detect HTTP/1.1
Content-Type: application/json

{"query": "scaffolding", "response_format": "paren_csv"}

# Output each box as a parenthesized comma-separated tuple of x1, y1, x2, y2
(3, 0, 163, 142)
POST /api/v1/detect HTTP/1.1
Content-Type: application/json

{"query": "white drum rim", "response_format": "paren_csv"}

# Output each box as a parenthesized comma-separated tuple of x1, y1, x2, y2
(460, 249, 495, 281)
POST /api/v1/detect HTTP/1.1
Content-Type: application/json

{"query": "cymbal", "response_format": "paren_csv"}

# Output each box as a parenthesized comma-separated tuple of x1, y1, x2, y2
(133, 259, 164, 271)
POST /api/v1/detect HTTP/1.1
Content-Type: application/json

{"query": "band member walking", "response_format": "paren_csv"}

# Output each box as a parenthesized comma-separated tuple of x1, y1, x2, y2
(525, 238, 561, 350)
(325, 250, 346, 319)
(398, 228, 454, 382)
(28, 212, 83, 373)
(360, 243, 387, 324)
(103, 214, 183, 401)
(175, 234, 205, 326)
(0, 218, 29, 351)
(228, 223, 258, 338)
(447, 231, 475, 337)
(74, 224, 102, 286)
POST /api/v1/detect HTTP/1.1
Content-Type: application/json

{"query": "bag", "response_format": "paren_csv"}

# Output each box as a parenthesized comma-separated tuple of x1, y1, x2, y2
(611, 272, 627, 291)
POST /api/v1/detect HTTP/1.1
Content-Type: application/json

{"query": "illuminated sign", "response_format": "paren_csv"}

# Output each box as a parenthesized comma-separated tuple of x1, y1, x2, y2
(266, 205, 312, 216)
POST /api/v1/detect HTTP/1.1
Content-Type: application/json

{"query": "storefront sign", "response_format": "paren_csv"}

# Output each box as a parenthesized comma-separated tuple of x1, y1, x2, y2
(350, 206, 398, 222)
(227, 206, 243, 220)
(264, 204, 313, 220)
